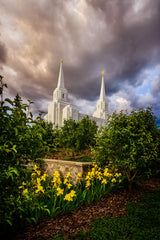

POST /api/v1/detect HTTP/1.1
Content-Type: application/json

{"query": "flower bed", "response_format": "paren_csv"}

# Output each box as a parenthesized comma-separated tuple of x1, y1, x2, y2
(15, 164, 123, 228)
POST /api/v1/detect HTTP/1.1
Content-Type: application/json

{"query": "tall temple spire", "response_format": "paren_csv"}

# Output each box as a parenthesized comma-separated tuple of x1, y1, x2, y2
(100, 71, 106, 100)
(57, 59, 65, 89)
(53, 59, 68, 103)
(93, 70, 108, 120)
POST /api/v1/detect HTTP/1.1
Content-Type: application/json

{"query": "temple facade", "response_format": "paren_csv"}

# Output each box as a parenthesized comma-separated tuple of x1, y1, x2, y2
(44, 60, 109, 127)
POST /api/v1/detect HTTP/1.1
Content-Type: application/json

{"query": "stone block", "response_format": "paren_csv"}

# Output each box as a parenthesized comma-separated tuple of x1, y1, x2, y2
(43, 159, 92, 184)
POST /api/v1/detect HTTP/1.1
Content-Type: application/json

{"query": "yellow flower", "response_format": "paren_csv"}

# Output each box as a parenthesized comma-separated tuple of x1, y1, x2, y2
(103, 168, 109, 177)
(119, 179, 122, 183)
(96, 171, 103, 180)
(36, 170, 41, 176)
(34, 164, 38, 171)
(19, 185, 23, 189)
(56, 187, 64, 196)
(67, 183, 72, 189)
(66, 173, 72, 179)
(52, 171, 62, 187)
(37, 177, 41, 184)
(106, 172, 112, 178)
(77, 173, 82, 178)
(85, 176, 91, 181)
(41, 173, 48, 181)
(64, 190, 76, 201)
(22, 181, 26, 186)
(90, 171, 95, 179)
(115, 173, 119, 178)
(23, 189, 28, 195)
(64, 178, 68, 184)
(70, 190, 76, 197)
(111, 178, 116, 183)
(77, 173, 82, 182)
(64, 194, 72, 201)
(53, 171, 60, 178)
(101, 179, 108, 185)
(35, 185, 44, 193)
(86, 180, 91, 189)
(86, 171, 91, 178)
(31, 172, 36, 177)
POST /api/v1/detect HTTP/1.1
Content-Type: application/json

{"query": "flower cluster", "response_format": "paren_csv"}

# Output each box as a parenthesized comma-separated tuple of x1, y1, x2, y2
(18, 164, 49, 196)
(76, 173, 82, 183)
(85, 164, 122, 190)
(52, 171, 62, 188)
(64, 190, 76, 201)
(56, 187, 64, 196)
(18, 164, 122, 207)
(64, 172, 72, 189)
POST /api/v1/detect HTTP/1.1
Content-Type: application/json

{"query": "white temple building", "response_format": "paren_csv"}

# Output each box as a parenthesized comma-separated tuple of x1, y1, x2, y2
(44, 60, 109, 127)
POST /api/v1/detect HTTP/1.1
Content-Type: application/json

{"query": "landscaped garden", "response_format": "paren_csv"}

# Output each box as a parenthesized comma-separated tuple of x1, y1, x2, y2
(0, 75, 160, 239)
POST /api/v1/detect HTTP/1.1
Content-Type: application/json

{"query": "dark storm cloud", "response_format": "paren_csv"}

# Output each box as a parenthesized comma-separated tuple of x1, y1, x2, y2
(45, 0, 160, 103)
(72, 0, 160, 99)
(0, 0, 160, 115)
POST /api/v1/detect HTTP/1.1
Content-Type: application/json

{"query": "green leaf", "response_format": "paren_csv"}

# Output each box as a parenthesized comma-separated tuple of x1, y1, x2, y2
(5, 98, 13, 106)
(6, 219, 13, 226)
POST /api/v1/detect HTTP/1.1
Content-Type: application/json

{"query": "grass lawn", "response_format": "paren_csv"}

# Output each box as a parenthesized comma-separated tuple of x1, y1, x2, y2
(54, 189, 160, 240)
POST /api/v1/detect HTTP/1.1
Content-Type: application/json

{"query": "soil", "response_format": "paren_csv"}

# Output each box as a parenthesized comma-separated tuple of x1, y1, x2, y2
(45, 149, 94, 161)
(10, 175, 160, 240)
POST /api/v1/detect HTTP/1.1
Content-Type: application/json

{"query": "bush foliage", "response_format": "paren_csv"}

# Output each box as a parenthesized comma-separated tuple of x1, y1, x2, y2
(92, 108, 160, 190)
(61, 116, 98, 156)
(0, 76, 49, 231)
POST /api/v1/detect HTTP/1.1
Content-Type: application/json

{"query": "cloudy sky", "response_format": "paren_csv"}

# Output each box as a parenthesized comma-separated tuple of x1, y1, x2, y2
(0, 0, 160, 122)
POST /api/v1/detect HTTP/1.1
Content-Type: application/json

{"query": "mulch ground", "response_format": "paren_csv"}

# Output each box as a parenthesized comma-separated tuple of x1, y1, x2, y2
(10, 175, 160, 240)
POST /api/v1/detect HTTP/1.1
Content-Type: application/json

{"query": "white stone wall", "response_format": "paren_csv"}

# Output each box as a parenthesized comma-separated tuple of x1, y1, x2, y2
(43, 159, 92, 184)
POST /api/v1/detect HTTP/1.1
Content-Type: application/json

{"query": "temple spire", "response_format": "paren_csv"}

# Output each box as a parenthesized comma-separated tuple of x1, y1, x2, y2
(93, 70, 108, 120)
(57, 59, 65, 89)
(100, 71, 106, 100)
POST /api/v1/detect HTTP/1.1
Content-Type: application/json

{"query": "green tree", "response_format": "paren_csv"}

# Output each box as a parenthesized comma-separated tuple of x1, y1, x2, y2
(61, 118, 78, 156)
(14, 93, 22, 108)
(0, 76, 49, 228)
(93, 108, 160, 191)
(76, 116, 98, 150)
(61, 116, 98, 156)
(37, 119, 61, 153)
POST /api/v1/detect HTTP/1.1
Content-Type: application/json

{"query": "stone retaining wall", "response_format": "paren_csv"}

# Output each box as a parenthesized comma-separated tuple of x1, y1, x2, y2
(43, 159, 93, 184)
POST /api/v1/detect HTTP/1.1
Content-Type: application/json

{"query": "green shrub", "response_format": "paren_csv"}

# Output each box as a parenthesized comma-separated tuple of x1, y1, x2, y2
(61, 116, 98, 156)
(37, 119, 61, 153)
(0, 76, 49, 230)
(92, 108, 160, 191)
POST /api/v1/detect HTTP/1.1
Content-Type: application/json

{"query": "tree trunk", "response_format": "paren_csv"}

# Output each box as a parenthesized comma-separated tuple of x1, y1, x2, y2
(128, 181, 133, 192)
